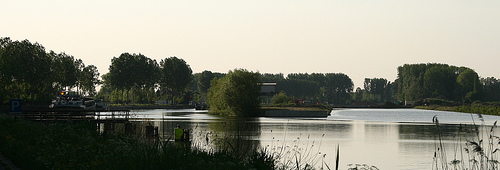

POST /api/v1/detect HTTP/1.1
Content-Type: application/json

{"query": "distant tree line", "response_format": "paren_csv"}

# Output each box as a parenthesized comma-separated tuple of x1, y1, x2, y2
(260, 73, 355, 104)
(396, 63, 486, 103)
(0, 38, 99, 105)
(3, 37, 500, 106)
(352, 78, 397, 104)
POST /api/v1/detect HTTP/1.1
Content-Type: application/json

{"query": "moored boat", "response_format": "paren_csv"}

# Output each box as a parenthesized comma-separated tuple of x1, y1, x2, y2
(49, 91, 107, 110)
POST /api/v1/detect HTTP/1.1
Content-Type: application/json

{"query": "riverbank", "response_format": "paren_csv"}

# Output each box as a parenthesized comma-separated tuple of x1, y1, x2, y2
(415, 104, 500, 116)
(108, 104, 194, 110)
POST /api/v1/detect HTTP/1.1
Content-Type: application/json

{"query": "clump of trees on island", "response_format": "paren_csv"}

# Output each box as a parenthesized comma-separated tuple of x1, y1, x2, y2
(207, 69, 261, 116)
(2, 37, 500, 113)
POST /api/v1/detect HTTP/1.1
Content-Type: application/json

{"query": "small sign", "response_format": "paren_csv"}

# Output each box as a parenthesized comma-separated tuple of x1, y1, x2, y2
(10, 99, 22, 116)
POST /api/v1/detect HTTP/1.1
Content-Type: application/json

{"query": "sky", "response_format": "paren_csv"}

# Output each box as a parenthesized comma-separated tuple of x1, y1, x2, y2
(2, 0, 499, 88)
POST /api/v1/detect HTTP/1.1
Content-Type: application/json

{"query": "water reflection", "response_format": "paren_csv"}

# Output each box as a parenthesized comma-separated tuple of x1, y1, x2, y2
(204, 117, 261, 155)
(97, 109, 500, 170)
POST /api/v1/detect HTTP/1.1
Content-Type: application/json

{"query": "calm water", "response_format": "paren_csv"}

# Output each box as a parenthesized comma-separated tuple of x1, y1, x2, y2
(106, 108, 500, 170)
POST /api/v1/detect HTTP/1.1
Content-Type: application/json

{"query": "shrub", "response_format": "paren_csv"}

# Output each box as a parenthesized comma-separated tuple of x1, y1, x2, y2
(271, 91, 291, 105)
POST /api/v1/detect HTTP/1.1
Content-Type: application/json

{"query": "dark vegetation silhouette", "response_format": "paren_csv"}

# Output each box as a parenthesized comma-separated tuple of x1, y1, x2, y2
(2, 37, 500, 107)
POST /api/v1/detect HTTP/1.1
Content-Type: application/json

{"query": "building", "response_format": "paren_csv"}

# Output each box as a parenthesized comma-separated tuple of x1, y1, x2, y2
(259, 82, 277, 104)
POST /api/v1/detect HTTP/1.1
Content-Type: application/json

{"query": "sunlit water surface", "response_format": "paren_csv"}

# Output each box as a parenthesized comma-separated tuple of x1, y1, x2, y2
(103, 108, 500, 170)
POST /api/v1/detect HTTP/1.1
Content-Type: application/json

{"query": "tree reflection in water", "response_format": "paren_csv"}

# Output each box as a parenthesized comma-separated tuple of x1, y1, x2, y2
(204, 117, 261, 157)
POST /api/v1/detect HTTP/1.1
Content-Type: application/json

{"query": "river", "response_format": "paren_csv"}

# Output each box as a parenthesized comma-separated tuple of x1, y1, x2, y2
(104, 108, 500, 170)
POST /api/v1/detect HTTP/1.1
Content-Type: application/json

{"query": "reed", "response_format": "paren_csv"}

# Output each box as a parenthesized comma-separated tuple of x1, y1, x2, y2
(0, 114, 275, 169)
(433, 113, 500, 170)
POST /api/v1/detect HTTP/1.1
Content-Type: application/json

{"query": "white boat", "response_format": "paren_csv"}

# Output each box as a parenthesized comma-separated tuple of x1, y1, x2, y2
(49, 91, 107, 110)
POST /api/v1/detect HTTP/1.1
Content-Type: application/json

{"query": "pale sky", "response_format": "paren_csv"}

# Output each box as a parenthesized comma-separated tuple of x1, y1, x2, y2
(2, 0, 499, 88)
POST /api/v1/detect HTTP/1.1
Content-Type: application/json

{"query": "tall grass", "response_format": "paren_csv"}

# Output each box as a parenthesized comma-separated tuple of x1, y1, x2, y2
(264, 127, 336, 169)
(189, 119, 337, 170)
(0, 114, 275, 169)
(433, 113, 500, 170)
(0, 112, 345, 169)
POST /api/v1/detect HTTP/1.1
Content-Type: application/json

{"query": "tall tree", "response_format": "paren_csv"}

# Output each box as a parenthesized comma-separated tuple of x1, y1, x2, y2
(397, 63, 467, 101)
(481, 77, 500, 102)
(50, 51, 81, 90)
(324, 73, 353, 104)
(79, 65, 100, 96)
(159, 56, 193, 97)
(276, 79, 320, 101)
(457, 69, 482, 102)
(108, 53, 159, 90)
(423, 66, 456, 99)
(0, 39, 54, 103)
(364, 78, 389, 102)
(198, 70, 215, 94)
(260, 73, 285, 82)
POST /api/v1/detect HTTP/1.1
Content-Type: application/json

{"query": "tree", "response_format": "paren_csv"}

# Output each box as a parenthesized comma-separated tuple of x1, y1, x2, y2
(423, 66, 456, 99)
(363, 78, 390, 102)
(271, 91, 291, 105)
(0, 37, 11, 104)
(79, 65, 100, 96)
(207, 69, 261, 116)
(260, 73, 285, 82)
(324, 73, 353, 104)
(457, 69, 482, 102)
(108, 53, 159, 90)
(276, 78, 320, 101)
(481, 77, 500, 102)
(351, 87, 362, 102)
(159, 57, 193, 99)
(0, 39, 54, 104)
(198, 70, 215, 94)
(50, 51, 81, 90)
(396, 63, 468, 102)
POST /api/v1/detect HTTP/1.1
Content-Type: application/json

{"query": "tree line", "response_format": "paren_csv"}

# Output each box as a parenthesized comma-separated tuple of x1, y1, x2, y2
(96, 53, 194, 105)
(396, 63, 500, 104)
(0, 38, 99, 104)
(3, 37, 500, 106)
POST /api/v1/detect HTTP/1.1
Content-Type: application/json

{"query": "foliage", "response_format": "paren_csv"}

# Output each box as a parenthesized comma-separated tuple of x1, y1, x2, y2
(0, 115, 275, 169)
(277, 78, 320, 102)
(100, 55, 198, 105)
(355, 78, 396, 103)
(198, 70, 215, 94)
(396, 63, 483, 103)
(417, 103, 500, 116)
(423, 66, 456, 99)
(457, 69, 483, 103)
(108, 53, 159, 90)
(271, 91, 292, 105)
(79, 65, 100, 96)
(274, 73, 354, 104)
(50, 51, 81, 90)
(159, 56, 193, 95)
(0, 38, 54, 104)
(0, 37, 102, 104)
(207, 69, 261, 116)
(260, 73, 285, 82)
(482, 77, 500, 102)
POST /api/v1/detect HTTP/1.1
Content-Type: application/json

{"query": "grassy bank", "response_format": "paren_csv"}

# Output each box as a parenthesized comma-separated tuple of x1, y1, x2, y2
(261, 103, 332, 111)
(416, 104, 500, 116)
(0, 114, 274, 169)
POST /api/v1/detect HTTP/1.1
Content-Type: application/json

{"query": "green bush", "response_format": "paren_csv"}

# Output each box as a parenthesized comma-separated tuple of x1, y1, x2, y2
(271, 91, 291, 105)
(207, 69, 261, 116)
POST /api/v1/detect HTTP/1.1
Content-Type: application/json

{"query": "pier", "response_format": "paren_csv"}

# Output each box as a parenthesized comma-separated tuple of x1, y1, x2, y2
(18, 108, 129, 122)
(12, 108, 132, 133)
